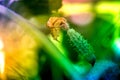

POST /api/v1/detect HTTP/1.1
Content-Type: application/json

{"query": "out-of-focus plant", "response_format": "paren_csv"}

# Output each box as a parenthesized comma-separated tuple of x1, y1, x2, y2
(0, 5, 84, 80)
(0, 0, 120, 80)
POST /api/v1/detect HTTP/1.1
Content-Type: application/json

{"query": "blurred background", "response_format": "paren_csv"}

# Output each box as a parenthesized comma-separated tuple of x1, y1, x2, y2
(0, 0, 120, 80)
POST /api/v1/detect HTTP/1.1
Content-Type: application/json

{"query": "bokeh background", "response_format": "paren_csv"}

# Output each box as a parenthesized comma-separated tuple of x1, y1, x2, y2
(0, 0, 120, 80)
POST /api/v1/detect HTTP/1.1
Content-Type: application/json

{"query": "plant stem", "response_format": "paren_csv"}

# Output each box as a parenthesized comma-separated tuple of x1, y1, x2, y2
(0, 5, 82, 80)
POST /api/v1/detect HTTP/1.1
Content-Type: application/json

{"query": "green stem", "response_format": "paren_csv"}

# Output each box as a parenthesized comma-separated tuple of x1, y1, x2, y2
(0, 5, 82, 80)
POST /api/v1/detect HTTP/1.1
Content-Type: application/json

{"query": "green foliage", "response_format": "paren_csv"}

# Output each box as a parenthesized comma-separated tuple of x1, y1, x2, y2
(20, 0, 61, 15)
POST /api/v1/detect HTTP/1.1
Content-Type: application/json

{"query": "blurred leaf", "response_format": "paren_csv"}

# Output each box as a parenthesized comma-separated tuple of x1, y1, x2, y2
(49, 0, 62, 11)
